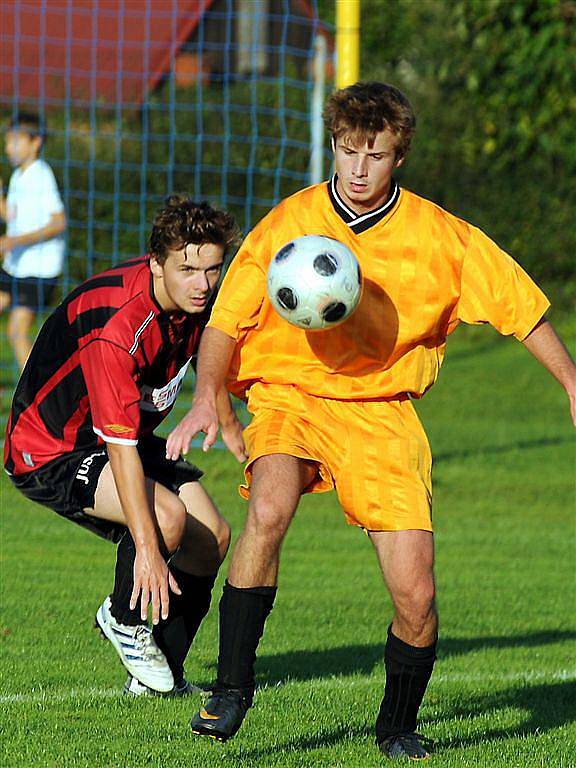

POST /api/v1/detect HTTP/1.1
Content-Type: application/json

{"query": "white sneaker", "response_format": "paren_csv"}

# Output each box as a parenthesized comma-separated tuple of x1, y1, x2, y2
(95, 596, 174, 693)
(123, 675, 200, 697)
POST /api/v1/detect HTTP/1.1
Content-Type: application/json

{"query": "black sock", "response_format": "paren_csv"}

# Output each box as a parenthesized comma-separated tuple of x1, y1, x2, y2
(152, 567, 216, 684)
(110, 532, 143, 626)
(375, 625, 437, 742)
(215, 581, 277, 704)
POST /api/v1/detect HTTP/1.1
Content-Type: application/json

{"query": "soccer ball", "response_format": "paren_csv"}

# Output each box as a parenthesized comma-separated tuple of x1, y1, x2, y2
(267, 235, 362, 330)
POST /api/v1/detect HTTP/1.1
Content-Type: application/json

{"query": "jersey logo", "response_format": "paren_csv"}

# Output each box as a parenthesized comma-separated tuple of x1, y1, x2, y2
(105, 424, 133, 435)
(140, 358, 191, 413)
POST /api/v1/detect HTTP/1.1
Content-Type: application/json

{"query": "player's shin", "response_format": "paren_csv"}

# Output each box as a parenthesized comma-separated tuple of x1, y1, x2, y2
(152, 566, 216, 684)
(110, 530, 170, 625)
(375, 625, 437, 743)
(110, 531, 143, 625)
(215, 580, 277, 704)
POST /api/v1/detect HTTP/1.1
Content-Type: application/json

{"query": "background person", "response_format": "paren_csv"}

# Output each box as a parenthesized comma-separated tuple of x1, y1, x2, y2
(0, 111, 66, 369)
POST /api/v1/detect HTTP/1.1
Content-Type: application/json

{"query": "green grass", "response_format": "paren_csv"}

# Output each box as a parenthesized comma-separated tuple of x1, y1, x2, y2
(1, 323, 575, 767)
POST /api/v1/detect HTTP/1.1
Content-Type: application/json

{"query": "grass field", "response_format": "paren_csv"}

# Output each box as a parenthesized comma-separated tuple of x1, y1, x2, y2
(1, 322, 575, 767)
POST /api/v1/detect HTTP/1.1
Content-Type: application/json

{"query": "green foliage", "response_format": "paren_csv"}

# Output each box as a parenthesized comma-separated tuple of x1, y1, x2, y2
(2, 1, 574, 288)
(319, 0, 576, 285)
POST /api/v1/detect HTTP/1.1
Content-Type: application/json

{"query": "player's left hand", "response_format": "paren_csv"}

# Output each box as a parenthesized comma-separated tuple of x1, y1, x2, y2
(220, 415, 248, 462)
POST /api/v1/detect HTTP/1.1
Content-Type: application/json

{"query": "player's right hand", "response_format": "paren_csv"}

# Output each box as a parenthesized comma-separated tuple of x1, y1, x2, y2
(130, 545, 181, 624)
(165, 398, 219, 459)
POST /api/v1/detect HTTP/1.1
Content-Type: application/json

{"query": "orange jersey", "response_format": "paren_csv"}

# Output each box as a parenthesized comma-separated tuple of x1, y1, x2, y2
(209, 179, 550, 400)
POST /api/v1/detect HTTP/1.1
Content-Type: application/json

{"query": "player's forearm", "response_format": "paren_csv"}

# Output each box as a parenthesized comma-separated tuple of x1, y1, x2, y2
(106, 442, 160, 552)
(194, 327, 236, 406)
(216, 385, 236, 427)
(9, 212, 66, 248)
(522, 318, 576, 392)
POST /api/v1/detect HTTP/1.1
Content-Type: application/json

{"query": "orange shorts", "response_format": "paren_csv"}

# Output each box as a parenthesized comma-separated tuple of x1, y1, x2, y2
(240, 383, 432, 532)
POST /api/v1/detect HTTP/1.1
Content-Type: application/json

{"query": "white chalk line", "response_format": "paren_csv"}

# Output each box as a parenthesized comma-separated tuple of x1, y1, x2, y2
(1, 669, 574, 705)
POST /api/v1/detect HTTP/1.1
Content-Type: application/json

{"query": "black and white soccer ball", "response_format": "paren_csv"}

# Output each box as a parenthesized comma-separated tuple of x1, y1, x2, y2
(267, 235, 362, 330)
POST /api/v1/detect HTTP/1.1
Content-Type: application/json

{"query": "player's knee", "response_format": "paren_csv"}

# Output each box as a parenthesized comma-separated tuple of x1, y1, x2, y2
(247, 495, 290, 543)
(194, 514, 231, 563)
(394, 580, 436, 628)
(217, 517, 231, 560)
(156, 494, 187, 553)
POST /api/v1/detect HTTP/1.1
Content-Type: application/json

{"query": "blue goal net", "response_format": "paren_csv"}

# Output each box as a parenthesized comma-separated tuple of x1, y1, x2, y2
(0, 0, 331, 424)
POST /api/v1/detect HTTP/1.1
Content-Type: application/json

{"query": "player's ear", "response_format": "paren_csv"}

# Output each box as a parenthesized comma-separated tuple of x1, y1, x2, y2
(149, 255, 164, 277)
(330, 136, 336, 152)
(394, 153, 405, 169)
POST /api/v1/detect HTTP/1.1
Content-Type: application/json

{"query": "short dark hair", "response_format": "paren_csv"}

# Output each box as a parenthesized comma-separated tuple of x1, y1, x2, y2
(323, 82, 416, 158)
(149, 195, 240, 264)
(8, 111, 47, 142)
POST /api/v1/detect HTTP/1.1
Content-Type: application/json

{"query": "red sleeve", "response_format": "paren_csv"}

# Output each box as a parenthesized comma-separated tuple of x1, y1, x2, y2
(80, 339, 141, 444)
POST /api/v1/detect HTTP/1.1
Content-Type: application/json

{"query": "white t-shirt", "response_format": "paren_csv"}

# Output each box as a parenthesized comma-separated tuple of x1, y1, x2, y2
(4, 158, 65, 278)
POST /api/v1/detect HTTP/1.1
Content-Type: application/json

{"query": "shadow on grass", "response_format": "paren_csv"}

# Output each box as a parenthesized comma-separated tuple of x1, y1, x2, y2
(225, 680, 574, 760)
(434, 680, 576, 750)
(249, 630, 575, 685)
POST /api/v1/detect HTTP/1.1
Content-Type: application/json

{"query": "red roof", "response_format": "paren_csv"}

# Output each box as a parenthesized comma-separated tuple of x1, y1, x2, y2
(0, 0, 216, 106)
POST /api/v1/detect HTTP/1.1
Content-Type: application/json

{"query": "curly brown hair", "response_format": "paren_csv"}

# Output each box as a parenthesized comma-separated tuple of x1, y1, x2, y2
(323, 82, 416, 158)
(149, 195, 240, 264)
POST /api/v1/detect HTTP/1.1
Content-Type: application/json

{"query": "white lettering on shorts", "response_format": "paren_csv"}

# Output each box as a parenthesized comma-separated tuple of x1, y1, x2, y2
(75, 450, 107, 486)
(139, 358, 191, 413)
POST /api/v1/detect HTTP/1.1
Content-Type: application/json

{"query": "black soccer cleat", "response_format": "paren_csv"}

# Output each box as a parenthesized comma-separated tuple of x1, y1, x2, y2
(190, 687, 249, 742)
(377, 732, 433, 760)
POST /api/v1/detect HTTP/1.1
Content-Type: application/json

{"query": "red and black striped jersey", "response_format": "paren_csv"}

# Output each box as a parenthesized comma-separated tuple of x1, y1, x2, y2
(5, 257, 208, 476)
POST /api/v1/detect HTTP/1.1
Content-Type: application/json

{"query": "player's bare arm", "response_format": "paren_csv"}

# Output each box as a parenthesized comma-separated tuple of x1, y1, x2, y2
(521, 317, 576, 425)
(0, 210, 66, 254)
(166, 326, 236, 459)
(106, 442, 181, 624)
(216, 386, 248, 462)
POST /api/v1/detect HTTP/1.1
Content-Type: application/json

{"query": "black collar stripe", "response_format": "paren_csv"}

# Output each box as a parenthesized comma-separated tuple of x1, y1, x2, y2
(329, 176, 356, 221)
(328, 176, 400, 233)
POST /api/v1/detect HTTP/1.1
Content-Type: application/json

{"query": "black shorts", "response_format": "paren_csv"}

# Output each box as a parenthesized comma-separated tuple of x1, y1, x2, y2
(8, 434, 204, 543)
(0, 267, 58, 311)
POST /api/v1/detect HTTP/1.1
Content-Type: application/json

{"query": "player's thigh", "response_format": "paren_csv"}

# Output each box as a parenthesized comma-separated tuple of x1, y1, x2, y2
(369, 529, 435, 607)
(241, 400, 333, 501)
(248, 453, 317, 534)
(91, 461, 185, 535)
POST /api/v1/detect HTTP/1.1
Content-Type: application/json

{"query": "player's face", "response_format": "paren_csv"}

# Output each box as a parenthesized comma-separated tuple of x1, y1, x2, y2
(333, 129, 404, 215)
(5, 130, 42, 169)
(151, 242, 224, 314)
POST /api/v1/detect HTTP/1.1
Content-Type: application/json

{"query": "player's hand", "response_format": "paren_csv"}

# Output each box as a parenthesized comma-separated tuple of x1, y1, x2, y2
(166, 397, 219, 459)
(130, 545, 181, 624)
(220, 414, 248, 462)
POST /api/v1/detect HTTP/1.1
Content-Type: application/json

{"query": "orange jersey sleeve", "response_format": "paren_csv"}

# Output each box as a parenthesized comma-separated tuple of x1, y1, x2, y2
(456, 226, 550, 340)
